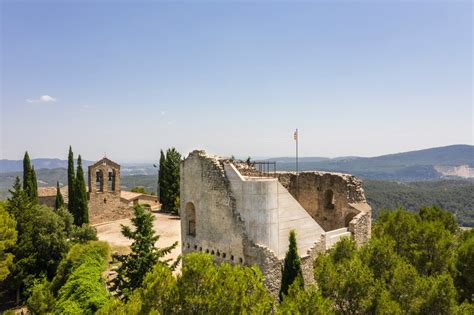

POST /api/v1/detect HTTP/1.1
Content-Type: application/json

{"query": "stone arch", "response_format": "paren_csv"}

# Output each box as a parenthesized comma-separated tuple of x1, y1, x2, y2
(186, 202, 196, 236)
(96, 170, 104, 192)
(324, 189, 334, 209)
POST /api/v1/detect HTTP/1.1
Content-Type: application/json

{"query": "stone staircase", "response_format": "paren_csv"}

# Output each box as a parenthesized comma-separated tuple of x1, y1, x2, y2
(325, 227, 351, 250)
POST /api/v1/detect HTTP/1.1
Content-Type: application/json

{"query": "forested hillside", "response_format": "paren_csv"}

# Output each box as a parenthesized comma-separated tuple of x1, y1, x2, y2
(363, 180, 474, 227)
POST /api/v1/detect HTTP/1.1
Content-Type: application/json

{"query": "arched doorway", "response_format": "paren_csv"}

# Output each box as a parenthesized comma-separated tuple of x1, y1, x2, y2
(186, 202, 196, 236)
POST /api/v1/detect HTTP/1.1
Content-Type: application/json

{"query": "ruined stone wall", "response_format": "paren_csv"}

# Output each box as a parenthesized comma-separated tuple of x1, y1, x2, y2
(349, 210, 372, 246)
(180, 151, 248, 265)
(278, 172, 368, 231)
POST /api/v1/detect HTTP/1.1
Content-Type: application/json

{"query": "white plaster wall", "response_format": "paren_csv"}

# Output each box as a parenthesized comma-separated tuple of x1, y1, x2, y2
(225, 164, 325, 259)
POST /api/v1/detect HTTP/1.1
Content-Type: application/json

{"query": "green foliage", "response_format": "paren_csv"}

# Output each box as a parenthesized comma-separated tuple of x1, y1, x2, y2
(22, 151, 38, 203)
(54, 242, 111, 315)
(279, 229, 303, 301)
(158, 148, 181, 214)
(26, 278, 56, 315)
(278, 282, 333, 314)
(131, 186, 146, 194)
(314, 206, 465, 314)
(374, 207, 456, 276)
(0, 201, 17, 281)
(50, 241, 110, 295)
(101, 253, 273, 314)
(55, 181, 65, 210)
(67, 146, 76, 216)
(74, 155, 89, 226)
(112, 204, 179, 299)
(70, 224, 98, 244)
(6, 176, 32, 218)
(456, 229, 474, 302)
(9, 205, 69, 293)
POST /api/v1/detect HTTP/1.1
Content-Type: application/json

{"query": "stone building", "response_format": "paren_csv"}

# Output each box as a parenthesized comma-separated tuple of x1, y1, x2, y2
(180, 150, 371, 294)
(87, 157, 132, 223)
(38, 186, 69, 208)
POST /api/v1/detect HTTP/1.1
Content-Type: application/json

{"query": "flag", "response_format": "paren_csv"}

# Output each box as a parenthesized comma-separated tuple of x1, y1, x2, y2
(293, 129, 298, 141)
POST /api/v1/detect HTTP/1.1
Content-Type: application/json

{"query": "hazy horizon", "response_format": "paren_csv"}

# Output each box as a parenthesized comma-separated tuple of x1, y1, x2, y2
(1, 1, 472, 161)
(0, 143, 472, 164)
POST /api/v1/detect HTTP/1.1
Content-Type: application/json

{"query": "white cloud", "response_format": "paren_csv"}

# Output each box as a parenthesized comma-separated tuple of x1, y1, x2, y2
(26, 95, 57, 103)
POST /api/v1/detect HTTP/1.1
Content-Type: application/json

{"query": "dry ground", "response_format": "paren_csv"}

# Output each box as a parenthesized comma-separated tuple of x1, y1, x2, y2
(94, 212, 182, 263)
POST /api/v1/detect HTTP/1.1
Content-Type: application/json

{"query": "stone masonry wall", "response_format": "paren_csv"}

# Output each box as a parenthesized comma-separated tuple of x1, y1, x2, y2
(278, 172, 368, 231)
(180, 151, 248, 265)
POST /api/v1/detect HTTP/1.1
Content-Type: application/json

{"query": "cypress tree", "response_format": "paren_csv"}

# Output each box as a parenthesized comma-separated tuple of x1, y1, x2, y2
(279, 229, 304, 301)
(165, 148, 181, 214)
(158, 150, 166, 208)
(158, 148, 181, 214)
(55, 181, 64, 210)
(22, 152, 38, 203)
(74, 155, 89, 226)
(67, 146, 76, 216)
(22, 152, 32, 191)
(30, 166, 38, 203)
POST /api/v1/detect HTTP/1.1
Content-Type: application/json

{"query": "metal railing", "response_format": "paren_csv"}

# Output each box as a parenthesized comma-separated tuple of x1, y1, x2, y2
(253, 161, 277, 178)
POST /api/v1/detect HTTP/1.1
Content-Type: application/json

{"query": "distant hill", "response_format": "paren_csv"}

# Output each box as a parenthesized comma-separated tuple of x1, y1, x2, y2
(273, 144, 474, 181)
(0, 158, 95, 173)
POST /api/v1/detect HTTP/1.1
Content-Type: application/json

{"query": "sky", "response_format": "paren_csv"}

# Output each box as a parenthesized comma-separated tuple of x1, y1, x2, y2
(1, 0, 472, 162)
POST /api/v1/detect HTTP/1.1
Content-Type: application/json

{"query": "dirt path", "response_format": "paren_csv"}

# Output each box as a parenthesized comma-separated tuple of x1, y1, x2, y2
(95, 212, 182, 263)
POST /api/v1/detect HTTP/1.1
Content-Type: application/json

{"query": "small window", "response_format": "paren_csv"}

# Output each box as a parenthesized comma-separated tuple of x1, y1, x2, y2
(231, 255, 234, 261)
(194, 245, 197, 250)
(239, 258, 243, 263)
(223, 253, 226, 258)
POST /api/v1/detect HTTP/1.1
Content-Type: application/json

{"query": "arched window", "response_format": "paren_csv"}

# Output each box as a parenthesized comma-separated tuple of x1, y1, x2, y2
(324, 189, 334, 209)
(108, 168, 116, 191)
(186, 202, 196, 236)
(96, 170, 104, 192)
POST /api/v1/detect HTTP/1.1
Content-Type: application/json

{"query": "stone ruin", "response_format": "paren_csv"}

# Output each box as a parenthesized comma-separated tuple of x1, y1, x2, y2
(180, 150, 371, 294)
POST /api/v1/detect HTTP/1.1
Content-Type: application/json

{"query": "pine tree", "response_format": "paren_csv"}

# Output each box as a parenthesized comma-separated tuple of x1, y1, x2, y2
(112, 204, 179, 300)
(74, 155, 89, 226)
(55, 181, 64, 210)
(279, 229, 304, 301)
(67, 146, 76, 216)
(6, 177, 31, 217)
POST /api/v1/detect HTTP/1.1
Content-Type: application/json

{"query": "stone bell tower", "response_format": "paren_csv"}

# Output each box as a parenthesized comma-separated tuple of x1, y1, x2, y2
(87, 157, 127, 222)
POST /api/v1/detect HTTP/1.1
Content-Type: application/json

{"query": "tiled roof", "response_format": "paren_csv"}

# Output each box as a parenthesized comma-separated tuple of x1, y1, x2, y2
(120, 191, 143, 201)
(38, 186, 69, 202)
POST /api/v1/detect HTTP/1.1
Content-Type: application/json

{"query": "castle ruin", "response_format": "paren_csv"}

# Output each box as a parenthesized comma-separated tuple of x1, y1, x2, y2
(180, 150, 371, 294)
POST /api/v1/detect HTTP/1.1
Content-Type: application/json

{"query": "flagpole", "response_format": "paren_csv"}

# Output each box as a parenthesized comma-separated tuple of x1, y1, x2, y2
(295, 128, 299, 198)
(296, 128, 298, 175)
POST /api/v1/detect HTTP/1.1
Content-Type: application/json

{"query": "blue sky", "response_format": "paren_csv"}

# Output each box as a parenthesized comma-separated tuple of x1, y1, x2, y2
(1, 0, 472, 162)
